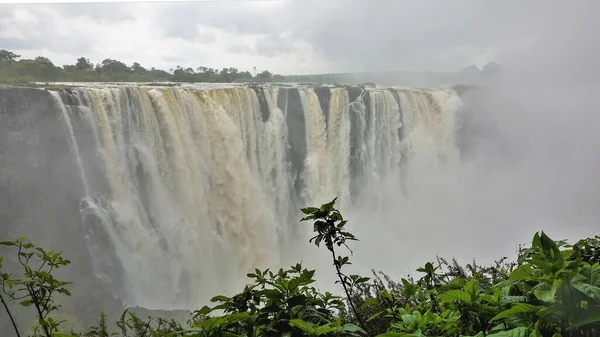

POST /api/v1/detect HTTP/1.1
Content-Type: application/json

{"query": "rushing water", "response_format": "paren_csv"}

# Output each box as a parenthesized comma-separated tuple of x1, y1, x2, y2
(1, 84, 461, 309)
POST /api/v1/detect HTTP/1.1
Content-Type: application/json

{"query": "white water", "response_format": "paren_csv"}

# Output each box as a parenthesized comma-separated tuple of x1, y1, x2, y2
(50, 85, 461, 309)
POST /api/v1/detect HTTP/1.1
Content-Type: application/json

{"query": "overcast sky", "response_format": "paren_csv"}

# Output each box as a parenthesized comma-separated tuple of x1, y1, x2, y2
(0, 0, 596, 75)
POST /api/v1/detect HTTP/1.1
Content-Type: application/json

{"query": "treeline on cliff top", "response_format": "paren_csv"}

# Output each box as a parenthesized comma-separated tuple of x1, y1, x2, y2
(0, 49, 285, 84)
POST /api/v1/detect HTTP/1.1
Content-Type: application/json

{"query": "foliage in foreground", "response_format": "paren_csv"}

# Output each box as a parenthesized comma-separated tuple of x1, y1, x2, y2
(1, 199, 599, 337)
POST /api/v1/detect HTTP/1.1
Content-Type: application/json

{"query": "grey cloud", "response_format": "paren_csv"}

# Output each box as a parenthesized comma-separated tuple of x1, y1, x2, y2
(156, 1, 286, 49)
(191, 0, 571, 71)
(272, 0, 598, 72)
(149, 2, 299, 61)
(160, 3, 203, 40)
(0, 38, 32, 51)
(227, 44, 253, 54)
(275, 0, 463, 70)
(254, 34, 296, 57)
(0, 6, 93, 56)
(164, 24, 216, 44)
(163, 51, 211, 68)
(2, 0, 597, 74)
(51, 3, 135, 23)
(158, 2, 276, 38)
(196, 30, 217, 44)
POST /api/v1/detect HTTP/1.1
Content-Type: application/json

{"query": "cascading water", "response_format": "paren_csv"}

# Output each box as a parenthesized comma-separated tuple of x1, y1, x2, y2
(0, 84, 461, 310)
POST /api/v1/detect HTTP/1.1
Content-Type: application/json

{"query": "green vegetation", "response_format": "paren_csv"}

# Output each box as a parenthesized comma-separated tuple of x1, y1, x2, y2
(1, 199, 599, 337)
(0, 238, 72, 337)
(0, 49, 285, 84)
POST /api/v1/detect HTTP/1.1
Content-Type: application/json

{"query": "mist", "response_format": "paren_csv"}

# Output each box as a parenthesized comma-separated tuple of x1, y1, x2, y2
(285, 1, 600, 285)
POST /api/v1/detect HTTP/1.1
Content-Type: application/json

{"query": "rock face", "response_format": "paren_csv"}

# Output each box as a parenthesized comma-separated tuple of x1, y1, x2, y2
(0, 88, 121, 334)
(0, 84, 464, 333)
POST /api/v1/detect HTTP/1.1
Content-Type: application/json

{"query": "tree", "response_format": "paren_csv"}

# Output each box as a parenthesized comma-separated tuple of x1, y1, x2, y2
(0, 48, 281, 84)
(150, 67, 170, 79)
(75, 57, 93, 71)
(0, 238, 72, 337)
(99, 59, 131, 79)
(219, 68, 233, 82)
(0, 50, 20, 63)
(131, 62, 148, 73)
(239, 71, 253, 80)
(101, 58, 115, 66)
(301, 198, 368, 331)
(256, 70, 273, 81)
(34, 56, 53, 66)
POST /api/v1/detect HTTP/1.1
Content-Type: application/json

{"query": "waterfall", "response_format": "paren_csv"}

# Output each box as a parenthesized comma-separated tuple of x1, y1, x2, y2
(49, 90, 92, 197)
(4, 84, 461, 309)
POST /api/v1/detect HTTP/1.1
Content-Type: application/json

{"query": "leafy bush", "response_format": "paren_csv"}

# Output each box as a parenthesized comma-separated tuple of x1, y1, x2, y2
(1, 199, 599, 337)
(0, 238, 72, 337)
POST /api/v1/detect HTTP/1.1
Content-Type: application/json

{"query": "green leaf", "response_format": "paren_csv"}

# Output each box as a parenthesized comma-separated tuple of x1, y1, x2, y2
(488, 327, 531, 337)
(194, 305, 212, 316)
(572, 282, 600, 301)
(491, 303, 539, 321)
(535, 305, 558, 318)
(341, 323, 367, 334)
(533, 279, 563, 303)
(500, 295, 527, 305)
(210, 295, 230, 302)
(463, 277, 479, 296)
(289, 319, 317, 334)
(323, 198, 337, 212)
(367, 311, 385, 322)
(301, 207, 319, 215)
(462, 333, 485, 337)
(221, 333, 244, 337)
(19, 300, 33, 307)
(569, 305, 600, 328)
(438, 290, 471, 303)
(315, 324, 339, 336)
(376, 333, 411, 337)
(561, 249, 575, 260)
(580, 264, 600, 286)
(530, 329, 543, 337)
(361, 297, 379, 308)
(57, 288, 71, 296)
(401, 313, 417, 326)
(287, 294, 307, 307)
(260, 288, 284, 301)
(357, 276, 370, 284)
(510, 265, 533, 280)
(538, 231, 562, 263)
